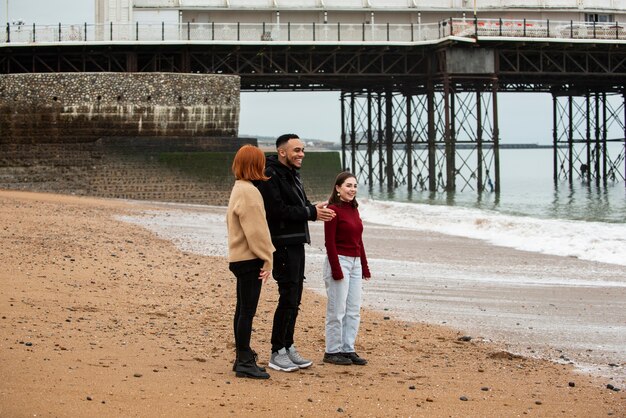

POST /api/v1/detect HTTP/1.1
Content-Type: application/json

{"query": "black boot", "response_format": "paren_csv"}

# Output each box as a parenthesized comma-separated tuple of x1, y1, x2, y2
(233, 350, 266, 372)
(235, 350, 270, 379)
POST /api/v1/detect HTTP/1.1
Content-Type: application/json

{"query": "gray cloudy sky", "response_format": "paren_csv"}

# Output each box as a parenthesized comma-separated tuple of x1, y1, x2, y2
(3, 0, 593, 144)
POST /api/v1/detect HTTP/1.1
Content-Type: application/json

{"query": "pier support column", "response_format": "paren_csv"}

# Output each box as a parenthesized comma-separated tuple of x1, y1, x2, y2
(350, 92, 357, 175)
(443, 75, 456, 192)
(385, 90, 394, 190)
(367, 91, 374, 188)
(340, 85, 500, 195)
(340, 92, 347, 171)
(427, 81, 437, 192)
(492, 81, 501, 193)
(552, 90, 625, 185)
(476, 90, 484, 192)
(406, 92, 414, 191)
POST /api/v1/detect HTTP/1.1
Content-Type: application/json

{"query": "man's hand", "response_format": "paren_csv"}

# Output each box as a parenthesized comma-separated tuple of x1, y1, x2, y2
(315, 202, 336, 222)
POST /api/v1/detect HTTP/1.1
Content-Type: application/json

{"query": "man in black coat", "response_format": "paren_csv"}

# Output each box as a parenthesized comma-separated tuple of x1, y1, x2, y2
(257, 133, 335, 372)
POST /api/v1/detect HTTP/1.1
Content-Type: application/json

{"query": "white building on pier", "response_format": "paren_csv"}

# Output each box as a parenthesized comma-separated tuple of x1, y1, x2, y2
(96, 0, 626, 26)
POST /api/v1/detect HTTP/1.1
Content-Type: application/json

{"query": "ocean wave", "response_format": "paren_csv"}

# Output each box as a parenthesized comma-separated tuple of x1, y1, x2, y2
(359, 199, 626, 267)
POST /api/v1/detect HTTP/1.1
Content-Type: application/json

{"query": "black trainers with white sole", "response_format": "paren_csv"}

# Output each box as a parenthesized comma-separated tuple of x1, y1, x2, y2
(323, 352, 352, 365)
(341, 352, 367, 365)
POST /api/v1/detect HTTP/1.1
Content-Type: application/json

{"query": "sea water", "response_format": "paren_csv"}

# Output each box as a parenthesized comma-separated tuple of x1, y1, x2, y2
(361, 146, 626, 267)
(365, 146, 626, 223)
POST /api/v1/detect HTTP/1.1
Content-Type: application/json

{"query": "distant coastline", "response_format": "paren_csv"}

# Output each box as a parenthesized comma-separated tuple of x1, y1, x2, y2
(244, 135, 560, 151)
(242, 135, 341, 151)
(454, 143, 556, 149)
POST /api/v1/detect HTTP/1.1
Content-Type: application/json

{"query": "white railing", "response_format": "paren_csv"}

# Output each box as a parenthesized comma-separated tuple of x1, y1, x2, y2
(450, 18, 625, 41)
(0, 22, 446, 44)
(1, 19, 625, 45)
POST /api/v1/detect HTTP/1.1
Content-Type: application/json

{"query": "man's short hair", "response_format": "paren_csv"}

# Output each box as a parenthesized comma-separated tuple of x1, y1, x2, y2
(276, 134, 300, 149)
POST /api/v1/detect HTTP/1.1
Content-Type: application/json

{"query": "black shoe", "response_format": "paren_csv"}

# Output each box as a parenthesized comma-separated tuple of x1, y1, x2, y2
(342, 352, 367, 365)
(233, 349, 266, 372)
(235, 350, 270, 379)
(251, 349, 266, 372)
(323, 352, 352, 365)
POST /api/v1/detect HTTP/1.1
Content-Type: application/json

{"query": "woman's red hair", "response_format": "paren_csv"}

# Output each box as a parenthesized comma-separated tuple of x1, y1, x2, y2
(232, 144, 270, 181)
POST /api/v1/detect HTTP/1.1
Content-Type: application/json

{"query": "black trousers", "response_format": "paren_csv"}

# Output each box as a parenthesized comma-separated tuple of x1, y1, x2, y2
(270, 244, 305, 353)
(230, 258, 263, 352)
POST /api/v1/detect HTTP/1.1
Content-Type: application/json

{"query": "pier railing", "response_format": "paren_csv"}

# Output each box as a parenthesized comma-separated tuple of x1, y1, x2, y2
(2, 18, 625, 45)
(451, 18, 625, 41)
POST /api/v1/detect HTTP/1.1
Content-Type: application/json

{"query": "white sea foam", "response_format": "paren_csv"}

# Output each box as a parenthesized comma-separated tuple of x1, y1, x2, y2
(119, 210, 228, 257)
(358, 199, 626, 267)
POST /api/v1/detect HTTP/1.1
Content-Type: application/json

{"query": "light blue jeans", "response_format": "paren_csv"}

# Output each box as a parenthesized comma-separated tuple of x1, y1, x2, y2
(323, 255, 363, 354)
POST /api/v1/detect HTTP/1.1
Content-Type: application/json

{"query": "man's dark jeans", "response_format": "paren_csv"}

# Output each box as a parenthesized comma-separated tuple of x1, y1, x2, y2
(230, 258, 263, 351)
(271, 244, 305, 353)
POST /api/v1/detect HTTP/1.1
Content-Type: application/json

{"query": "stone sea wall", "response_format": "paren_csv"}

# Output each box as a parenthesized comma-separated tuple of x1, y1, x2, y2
(0, 72, 339, 204)
(0, 72, 244, 203)
(0, 72, 239, 143)
(0, 137, 255, 205)
(0, 139, 340, 204)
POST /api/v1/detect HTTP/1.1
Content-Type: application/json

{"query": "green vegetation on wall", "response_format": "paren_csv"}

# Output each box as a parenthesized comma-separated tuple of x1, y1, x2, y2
(159, 152, 234, 180)
(158, 150, 342, 201)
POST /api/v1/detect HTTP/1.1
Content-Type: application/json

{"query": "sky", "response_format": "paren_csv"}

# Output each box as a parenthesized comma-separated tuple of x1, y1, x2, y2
(3, 0, 619, 144)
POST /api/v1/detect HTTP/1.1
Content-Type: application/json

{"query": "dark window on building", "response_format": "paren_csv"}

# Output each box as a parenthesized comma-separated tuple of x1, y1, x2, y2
(585, 14, 614, 23)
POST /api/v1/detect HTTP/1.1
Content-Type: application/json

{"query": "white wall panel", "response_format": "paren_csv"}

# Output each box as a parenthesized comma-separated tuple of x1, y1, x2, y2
(96, 0, 133, 23)
(278, 0, 325, 7)
(134, 0, 180, 7)
(130, 0, 625, 10)
(229, 0, 274, 6)
(368, 0, 420, 7)
(179, 0, 233, 6)
(306, 0, 364, 7)
(134, 10, 180, 23)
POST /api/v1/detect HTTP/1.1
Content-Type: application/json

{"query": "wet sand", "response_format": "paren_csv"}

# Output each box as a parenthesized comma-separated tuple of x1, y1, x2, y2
(1, 190, 624, 417)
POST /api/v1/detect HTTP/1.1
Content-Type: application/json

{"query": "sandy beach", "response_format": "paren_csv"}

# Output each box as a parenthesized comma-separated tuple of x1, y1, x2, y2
(1, 190, 624, 417)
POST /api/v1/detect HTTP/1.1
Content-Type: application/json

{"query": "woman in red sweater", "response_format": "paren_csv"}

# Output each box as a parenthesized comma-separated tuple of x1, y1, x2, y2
(322, 172, 371, 366)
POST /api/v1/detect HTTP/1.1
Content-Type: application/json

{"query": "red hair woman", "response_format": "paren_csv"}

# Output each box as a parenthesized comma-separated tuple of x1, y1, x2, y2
(227, 144, 275, 379)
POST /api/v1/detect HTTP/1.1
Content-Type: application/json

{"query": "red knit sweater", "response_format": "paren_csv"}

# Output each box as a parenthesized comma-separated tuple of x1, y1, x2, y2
(324, 202, 371, 280)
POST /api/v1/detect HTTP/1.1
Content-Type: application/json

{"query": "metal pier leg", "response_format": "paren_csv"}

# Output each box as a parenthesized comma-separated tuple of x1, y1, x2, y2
(595, 92, 601, 187)
(406, 94, 413, 191)
(552, 94, 558, 184)
(450, 89, 457, 191)
(385, 90, 394, 190)
(492, 82, 500, 193)
(367, 91, 373, 187)
(444, 76, 455, 191)
(377, 93, 384, 188)
(376, 92, 385, 188)
(568, 95, 574, 185)
(427, 82, 437, 191)
(602, 92, 608, 185)
(350, 92, 357, 175)
(586, 93, 592, 184)
(476, 90, 484, 192)
(341, 92, 347, 171)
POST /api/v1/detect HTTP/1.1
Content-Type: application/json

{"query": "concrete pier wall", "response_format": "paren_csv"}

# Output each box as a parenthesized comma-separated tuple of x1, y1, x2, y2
(0, 72, 338, 203)
(0, 72, 247, 204)
(0, 72, 239, 144)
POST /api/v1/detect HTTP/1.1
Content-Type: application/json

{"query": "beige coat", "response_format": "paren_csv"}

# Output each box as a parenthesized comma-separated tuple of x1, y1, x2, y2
(226, 179, 275, 271)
